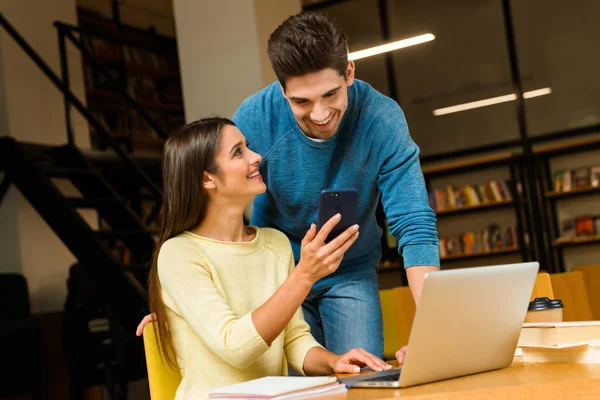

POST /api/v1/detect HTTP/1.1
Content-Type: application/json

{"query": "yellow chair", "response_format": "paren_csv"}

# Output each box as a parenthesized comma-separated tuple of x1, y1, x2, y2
(392, 286, 416, 349)
(550, 271, 593, 321)
(530, 272, 554, 301)
(574, 265, 600, 320)
(143, 322, 182, 400)
(379, 289, 402, 361)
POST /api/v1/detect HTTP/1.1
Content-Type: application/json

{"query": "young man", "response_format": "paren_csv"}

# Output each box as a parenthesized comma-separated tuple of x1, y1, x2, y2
(232, 12, 440, 359)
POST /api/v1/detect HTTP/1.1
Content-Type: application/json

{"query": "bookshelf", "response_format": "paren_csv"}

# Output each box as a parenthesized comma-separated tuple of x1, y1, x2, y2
(440, 246, 521, 262)
(535, 136, 600, 271)
(77, 8, 184, 154)
(425, 153, 530, 268)
(545, 185, 600, 200)
(376, 153, 532, 282)
(434, 199, 515, 217)
(553, 235, 600, 248)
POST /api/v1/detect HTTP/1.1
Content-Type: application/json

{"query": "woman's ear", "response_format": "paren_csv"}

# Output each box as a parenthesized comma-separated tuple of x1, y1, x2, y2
(203, 171, 217, 190)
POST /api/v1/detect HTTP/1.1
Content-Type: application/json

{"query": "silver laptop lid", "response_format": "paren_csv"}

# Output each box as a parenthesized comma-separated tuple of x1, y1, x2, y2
(399, 262, 539, 387)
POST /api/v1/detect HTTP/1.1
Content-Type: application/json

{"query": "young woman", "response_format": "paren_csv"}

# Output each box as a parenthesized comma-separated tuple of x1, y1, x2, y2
(146, 117, 391, 399)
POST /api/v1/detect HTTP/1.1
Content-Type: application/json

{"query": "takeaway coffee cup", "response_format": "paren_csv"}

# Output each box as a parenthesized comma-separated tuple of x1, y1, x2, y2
(525, 297, 564, 323)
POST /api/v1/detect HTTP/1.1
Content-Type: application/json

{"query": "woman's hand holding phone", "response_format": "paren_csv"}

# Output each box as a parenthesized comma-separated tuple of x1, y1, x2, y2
(296, 213, 359, 284)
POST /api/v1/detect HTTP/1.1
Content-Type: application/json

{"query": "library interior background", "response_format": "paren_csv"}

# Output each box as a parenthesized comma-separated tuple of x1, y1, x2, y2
(0, 0, 599, 399)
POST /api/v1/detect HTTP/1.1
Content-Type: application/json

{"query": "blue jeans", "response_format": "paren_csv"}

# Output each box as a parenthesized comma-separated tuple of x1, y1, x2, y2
(301, 276, 384, 358)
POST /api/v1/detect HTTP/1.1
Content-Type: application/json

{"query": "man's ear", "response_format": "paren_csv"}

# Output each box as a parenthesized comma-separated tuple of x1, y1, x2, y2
(346, 60, 355, 86)
(203, 171, 217, 190)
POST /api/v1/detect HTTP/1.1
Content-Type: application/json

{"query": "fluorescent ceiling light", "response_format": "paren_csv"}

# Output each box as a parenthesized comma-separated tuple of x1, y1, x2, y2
(348, 33, 435, 61)
(433, 87, 552, 116)
(523, 87, 552, 99)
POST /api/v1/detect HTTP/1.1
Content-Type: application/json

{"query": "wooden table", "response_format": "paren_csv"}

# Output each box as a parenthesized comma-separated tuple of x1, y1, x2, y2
(323, 358, 600, 399)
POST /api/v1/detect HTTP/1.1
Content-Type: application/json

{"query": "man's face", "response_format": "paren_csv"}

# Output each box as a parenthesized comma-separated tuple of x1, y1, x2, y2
(283, 62, 355, 140)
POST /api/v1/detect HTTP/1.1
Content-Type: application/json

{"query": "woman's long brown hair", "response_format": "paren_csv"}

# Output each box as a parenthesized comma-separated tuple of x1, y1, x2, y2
(148, 117, 234, 367)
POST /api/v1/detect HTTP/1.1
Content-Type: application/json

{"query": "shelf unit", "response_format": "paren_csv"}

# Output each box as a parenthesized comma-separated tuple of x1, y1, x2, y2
(433, 199, 515, 217)
(376, 152, 533, 279)
(77, 8, 184, 153)
(426, 153, 531, 268)
(535, 136, 600, 271)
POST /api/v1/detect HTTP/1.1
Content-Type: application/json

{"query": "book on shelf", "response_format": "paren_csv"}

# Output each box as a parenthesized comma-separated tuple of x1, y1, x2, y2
(488, 180, 503, 202)
(518, 321, 600, 347)
(124, 46, 159, 69)
(464, 184, 480, 206)
(446, 236, 461, 255)
(521, 342, 600, 364)
(456, 187, 466, 207)
(428, 179, 511, 212)
(591, 165, 600, 187)
(476, 184, 489, 203)
(562, 169, 573, 192)
(498, 180, 512, 198)
(562, 218, 576, 238)
(439, 237, 448, 257)
(553, 165, 600, 192)
(85, 64, 121, 92)
(82, 35, 121, 60)
(434, 189, 446, 210)
(553, 170, 565, 192)
(439, 224, 516, 258)
(573, 166, 591, 187)
(576, 216, 595, 236)
(207, 376, 346, 400)
(428, 191, 437, 210)
(446, 184, 457, 208)
(595, 217, 600, 237)
(127, 76, 160, 104)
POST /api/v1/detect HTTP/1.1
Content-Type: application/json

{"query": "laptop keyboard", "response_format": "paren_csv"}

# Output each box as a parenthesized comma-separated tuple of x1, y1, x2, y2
(362, 371, 401, 382)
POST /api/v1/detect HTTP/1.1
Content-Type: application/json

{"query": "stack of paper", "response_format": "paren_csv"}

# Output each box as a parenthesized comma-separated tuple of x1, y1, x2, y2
(208, 376, 347, 400)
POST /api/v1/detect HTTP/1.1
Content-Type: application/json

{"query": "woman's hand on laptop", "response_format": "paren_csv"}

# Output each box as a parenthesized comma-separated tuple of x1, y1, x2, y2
(395, 346, 408, 364)
(330, 348, 392, 374)
(135, 313, 156, 336)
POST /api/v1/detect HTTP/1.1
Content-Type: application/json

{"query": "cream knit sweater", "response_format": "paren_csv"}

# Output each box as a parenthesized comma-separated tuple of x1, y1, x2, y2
(158, 226, 322, 400)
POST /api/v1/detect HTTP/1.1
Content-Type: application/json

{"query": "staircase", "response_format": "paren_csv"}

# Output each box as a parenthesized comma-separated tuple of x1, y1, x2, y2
(0, 137, 155, 298)
(0, 10, 169, 398)
(0, 137, 158, 396)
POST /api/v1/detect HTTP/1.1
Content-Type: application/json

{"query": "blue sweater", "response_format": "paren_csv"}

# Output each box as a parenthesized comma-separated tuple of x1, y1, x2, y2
(233, 80, 439, 290)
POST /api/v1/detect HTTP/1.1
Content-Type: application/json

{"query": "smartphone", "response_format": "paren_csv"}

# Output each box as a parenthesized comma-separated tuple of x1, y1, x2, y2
(317, 188, 358, 242)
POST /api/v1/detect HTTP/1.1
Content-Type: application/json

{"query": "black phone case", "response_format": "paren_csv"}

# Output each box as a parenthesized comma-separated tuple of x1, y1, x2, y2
(317, 189, 358, 242)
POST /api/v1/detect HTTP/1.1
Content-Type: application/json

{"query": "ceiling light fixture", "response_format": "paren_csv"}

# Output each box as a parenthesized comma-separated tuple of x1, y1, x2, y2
(433, 87, 552, 116)
(348, 33, 435, 61)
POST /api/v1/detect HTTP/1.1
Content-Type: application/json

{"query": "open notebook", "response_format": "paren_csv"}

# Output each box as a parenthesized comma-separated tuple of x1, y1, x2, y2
(207, 376, 346, 400)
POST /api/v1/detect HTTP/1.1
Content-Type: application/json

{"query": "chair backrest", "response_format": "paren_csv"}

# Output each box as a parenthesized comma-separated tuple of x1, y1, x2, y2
(530, 272, 554, 301)
(143, 322, 182, 400)
(379, 289, 401, 360)
(392, 286, 416, 350)
(574, 265, 600, 320)
(550, 271, 593, 321)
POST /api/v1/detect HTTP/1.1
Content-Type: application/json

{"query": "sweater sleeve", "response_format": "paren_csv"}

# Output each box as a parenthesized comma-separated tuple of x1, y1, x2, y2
(282, 251, 323, 375)
(158, 240, 270, 369)
(375, 107, 440, 268)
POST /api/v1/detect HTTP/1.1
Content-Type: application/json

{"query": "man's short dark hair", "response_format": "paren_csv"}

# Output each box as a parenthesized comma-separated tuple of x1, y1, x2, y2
(267, 12, 348, 90)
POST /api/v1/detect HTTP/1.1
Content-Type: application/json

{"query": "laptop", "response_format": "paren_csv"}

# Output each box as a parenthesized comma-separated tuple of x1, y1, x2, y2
(339, 262, 539, 388)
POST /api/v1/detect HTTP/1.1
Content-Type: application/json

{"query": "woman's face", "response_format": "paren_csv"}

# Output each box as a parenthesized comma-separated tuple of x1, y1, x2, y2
(207, 124, 266, 201)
